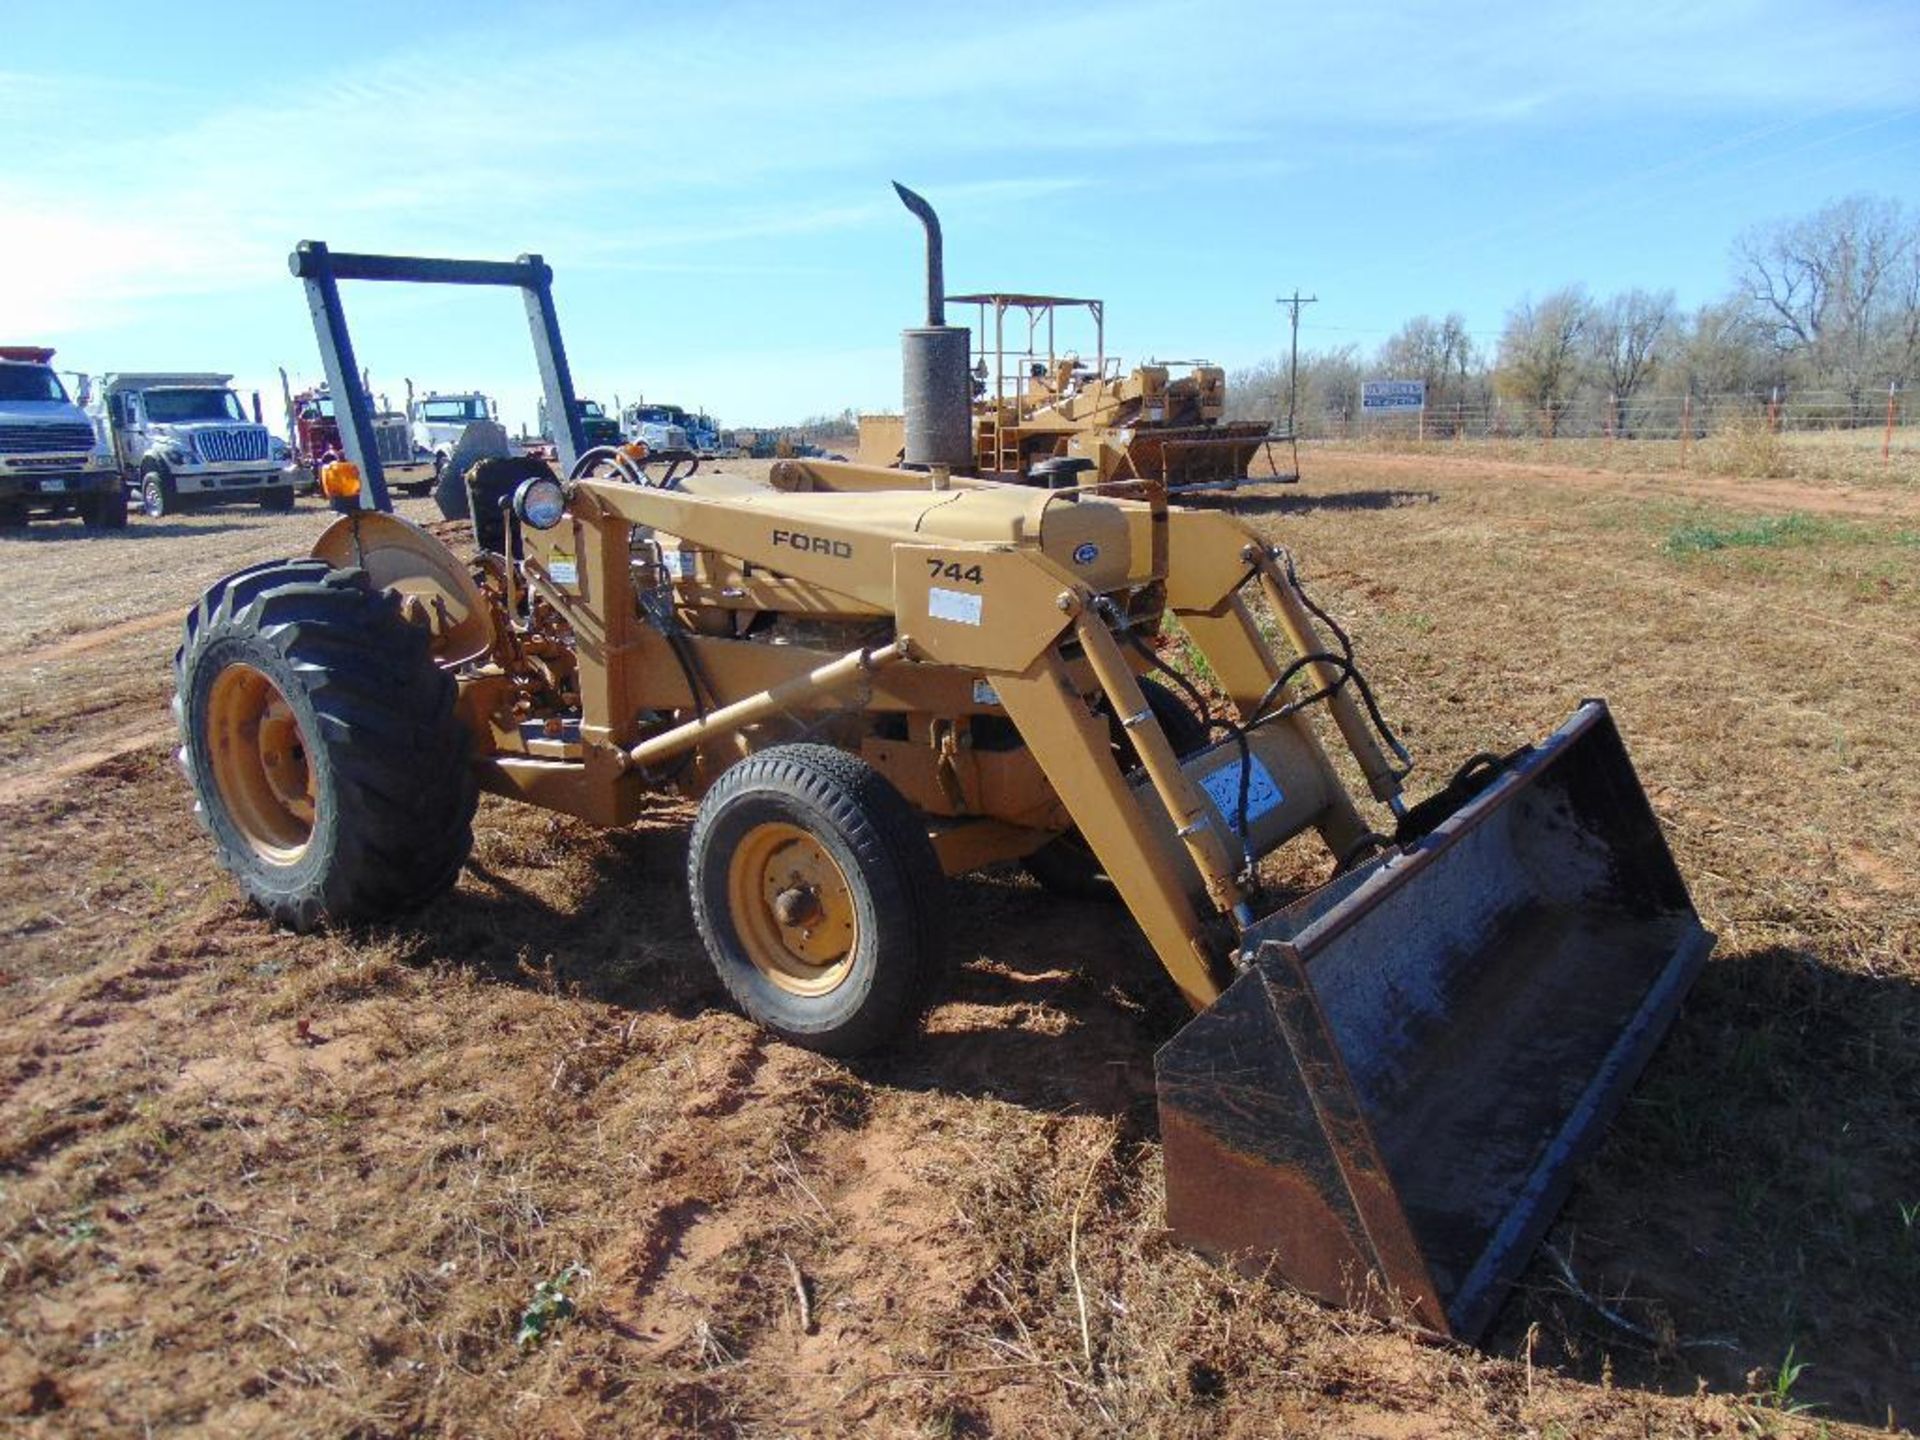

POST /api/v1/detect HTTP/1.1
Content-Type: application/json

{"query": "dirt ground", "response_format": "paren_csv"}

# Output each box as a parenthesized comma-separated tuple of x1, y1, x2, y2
(1, 453, 1916, 1437)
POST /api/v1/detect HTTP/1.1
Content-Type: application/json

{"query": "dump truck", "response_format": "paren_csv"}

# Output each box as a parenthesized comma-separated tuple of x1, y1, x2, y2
(0, 347, 125, 529)
(174, 235, 1711, 1344)
(93, 372, 296, 517)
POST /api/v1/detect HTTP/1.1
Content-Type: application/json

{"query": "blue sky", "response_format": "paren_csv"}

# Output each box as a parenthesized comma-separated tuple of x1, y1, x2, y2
(3, 0, 1917, 431)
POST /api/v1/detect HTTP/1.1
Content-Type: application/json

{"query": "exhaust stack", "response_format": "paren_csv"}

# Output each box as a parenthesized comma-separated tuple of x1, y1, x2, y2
(892, 182, 973, 471)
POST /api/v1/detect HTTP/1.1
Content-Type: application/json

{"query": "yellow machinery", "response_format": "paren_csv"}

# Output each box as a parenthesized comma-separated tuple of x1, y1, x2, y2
(875, 185, 1292, 492)
(953, 291, 1285, 491)
(174, 241, 1711, 1343)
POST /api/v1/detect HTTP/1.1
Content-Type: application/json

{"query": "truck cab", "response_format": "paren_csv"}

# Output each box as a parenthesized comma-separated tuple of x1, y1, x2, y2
(0, 347, 125, 530)
(621, 400, 694, 454)
(533, 396, 623, 452)
(410, 392, 497, 475)
(95, 373, 296, 517)
(286, 383, 414, 490)
(684, 408, 723, 458)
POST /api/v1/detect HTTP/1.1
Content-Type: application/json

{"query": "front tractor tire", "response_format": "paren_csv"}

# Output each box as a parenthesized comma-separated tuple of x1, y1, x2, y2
(174, 559, 476, 931)
(689, 744, 947, 1057)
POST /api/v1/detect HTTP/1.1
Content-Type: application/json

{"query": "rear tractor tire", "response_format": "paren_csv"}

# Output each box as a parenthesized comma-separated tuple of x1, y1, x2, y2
(689, 744, 947, 1057)
(174, 558, 476, 930)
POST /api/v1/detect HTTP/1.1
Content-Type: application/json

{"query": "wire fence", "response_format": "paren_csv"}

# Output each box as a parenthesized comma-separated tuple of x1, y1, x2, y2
(1303, 387, 1913, 446)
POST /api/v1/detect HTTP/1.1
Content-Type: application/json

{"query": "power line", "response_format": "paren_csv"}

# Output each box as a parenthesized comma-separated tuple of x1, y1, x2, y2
(1277, 290, 1317, 435)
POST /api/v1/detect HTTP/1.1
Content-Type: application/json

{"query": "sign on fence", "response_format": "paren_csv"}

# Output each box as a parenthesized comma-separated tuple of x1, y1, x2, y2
(1361, 380, 1426, 414)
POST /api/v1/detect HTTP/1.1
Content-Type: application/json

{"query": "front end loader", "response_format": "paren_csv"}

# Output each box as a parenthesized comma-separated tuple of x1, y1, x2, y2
(173, 242, 1710, 1342)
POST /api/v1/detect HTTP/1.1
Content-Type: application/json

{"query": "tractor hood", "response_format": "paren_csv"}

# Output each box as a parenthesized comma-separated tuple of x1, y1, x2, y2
(664, 466, 1137, 597)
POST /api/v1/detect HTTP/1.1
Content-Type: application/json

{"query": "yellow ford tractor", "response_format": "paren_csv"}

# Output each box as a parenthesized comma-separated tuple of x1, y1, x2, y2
(174, 235, 1710, 1342)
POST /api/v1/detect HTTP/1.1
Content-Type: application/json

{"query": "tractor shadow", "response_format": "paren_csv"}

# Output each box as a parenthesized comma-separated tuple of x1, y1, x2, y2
(0, 519, 267, 542)
(384, 831, 1920, 1426)
(1216, 485, 1440, 516)
(390, 811, 724, 1023)
(393, 823, 1188, 1124)
(854, 869, 1193, 1132)
(1484, 943, 1920, 1428)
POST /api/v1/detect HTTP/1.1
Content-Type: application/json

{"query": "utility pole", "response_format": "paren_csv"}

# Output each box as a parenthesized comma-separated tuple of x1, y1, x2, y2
(1276, 291, 1317, 437)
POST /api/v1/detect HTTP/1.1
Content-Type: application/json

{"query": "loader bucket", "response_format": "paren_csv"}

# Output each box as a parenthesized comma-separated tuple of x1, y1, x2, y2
(1156, 701, 1712, 1341)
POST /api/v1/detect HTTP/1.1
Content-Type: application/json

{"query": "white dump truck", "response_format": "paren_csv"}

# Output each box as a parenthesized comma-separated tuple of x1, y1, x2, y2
(0, 347, 125, 530)
(93, 373, 297, 517)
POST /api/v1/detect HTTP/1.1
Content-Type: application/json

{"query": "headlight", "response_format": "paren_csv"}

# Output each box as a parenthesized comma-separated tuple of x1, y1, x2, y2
(513, 475, 567, 530)
(269, 437, 290, 461)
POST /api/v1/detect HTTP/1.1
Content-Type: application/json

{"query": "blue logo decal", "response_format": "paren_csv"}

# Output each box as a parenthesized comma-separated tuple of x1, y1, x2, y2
(1072, 542, 1100, 566)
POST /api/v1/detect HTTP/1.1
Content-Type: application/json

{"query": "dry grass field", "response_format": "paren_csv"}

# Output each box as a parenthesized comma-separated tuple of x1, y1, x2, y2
(1, 451, 1916, 1437)
(1329, 421, 1920, 491)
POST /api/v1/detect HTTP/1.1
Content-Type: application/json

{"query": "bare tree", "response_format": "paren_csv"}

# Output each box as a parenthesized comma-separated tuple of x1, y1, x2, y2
(1584, 289, 1673, 436)
(1735, 194, 1918, 418)
(1227, 345, 1362, 436)
(1673, 301, 1765, 399)
(1495, 287, 1590, 434)
(1377, 313, 1483, 412)
(1893, 243, 1920, 389)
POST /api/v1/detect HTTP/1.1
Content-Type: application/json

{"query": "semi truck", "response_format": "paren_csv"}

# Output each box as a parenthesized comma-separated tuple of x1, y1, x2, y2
(620, 399, 695, 454)
(281, 375, 418, 493)
(93, 373, 296, 517)
(0, 347, 125, 530)
(409, 392, 499, 476)
(535, 396, 623, 451)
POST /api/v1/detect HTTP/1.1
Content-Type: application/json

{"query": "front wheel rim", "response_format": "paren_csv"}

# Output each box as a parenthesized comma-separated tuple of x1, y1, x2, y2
(206, 662, 316, 864)
(726, 821, 859, 996)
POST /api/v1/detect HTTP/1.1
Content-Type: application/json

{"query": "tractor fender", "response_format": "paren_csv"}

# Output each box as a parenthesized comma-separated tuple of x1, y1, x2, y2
(310, 509, 494, 666)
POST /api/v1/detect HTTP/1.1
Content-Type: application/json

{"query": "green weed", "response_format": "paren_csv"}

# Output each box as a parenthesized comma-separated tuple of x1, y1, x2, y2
(1766, 1345, 1818, 1416)
(1662, 513, 1851, 556)
(516, 1263, 587, 1350)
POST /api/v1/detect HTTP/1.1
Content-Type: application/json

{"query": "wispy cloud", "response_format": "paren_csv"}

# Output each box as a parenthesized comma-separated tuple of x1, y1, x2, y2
(3, 0, 1916, 416)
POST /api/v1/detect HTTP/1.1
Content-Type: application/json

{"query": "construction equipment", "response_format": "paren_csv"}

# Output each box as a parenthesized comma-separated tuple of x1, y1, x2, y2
(878, 185, 1295, 493)
(174, 234, 1711, 1344)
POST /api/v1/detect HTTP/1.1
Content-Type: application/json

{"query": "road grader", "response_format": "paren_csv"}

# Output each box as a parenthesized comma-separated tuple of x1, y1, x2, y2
(173, 233, 1710, 1343)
